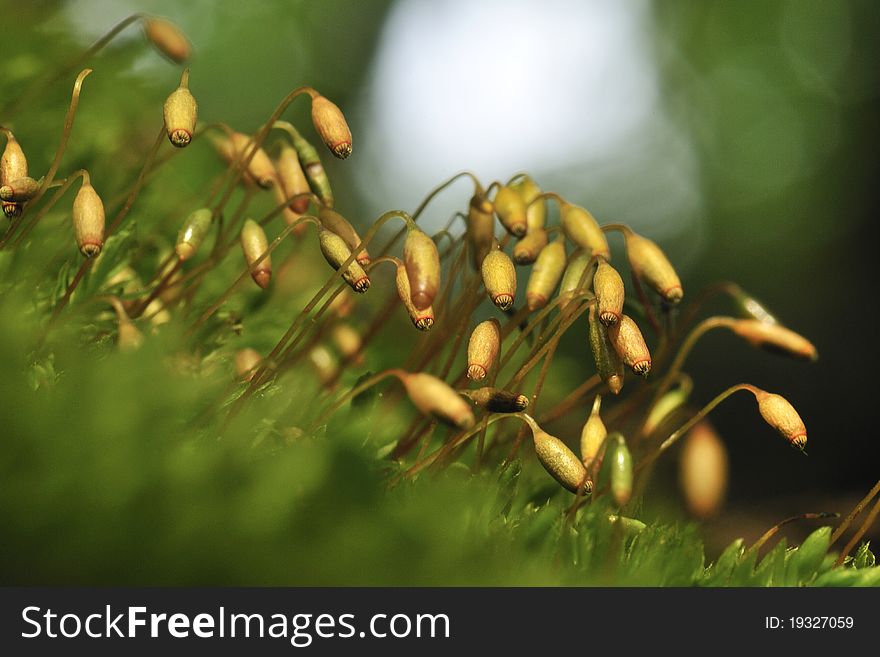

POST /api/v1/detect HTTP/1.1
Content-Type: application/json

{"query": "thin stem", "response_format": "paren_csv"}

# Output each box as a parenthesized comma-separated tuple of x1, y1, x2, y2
(835, 498, 880, 567)
(308, 369, 405, 433)
(538, 374, 601, 425)
(750, 512, 840, 554)
(830, 479, 880, 546)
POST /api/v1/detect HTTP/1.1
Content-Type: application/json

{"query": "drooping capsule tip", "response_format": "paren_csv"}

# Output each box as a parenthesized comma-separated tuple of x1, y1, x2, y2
(169, 129, 192, 148)
(353, 276, 371, 293)
(80, 241, 102, 258)
(414, 316, 434, 331)
(175, 242, 195, 261)
(525, 293, 547, 312)
(251, 268, 272, 289)
(493, 294, 514, 310)
(665, 285, 684, 303)
(599, 311, 620, 326)
(467, 364, 487, 381)
(332, 142, 353, 159)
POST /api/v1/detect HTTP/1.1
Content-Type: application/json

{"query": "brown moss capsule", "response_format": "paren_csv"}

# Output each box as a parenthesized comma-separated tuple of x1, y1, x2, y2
(319, 207, 370, 266)
(276, 145, 311, 214)
(240, 218, 271, 289)
(467, 193, 496, 269)
(580, 395, 607, 468)
(481, 246, 517, 310)
(235, 348, 263, 382)
(1, 130, 28, 184)
(593, 258, 625, 326)
(175, 207, 212, 261)
(609, 314, 651, 376)
(510, 175, 546, 232)
(229, 132, 277, 189)
(395, 263, 434, 330)
(493, 185, 527, 237)
(143, 17, 192, 63)
(309, 345, 339, 388)
(467, 318, 501, 381)
(608, 432, 633, 506)
(398, 371, 475, 429)
(403, 228, 441, 310)
(754, 389, 807, 450)
(0, 176, 40, 202)
(728, 319, 817, 361)
(680, 421, 728, 519)
(588, 306, 625, 394)
(72, 175, 105, 258)
(625, 231, 682, 303)
(310, 95, 352, 159)
(331, 323, 364, 365)
(560, 203, 609, 258)
(291, 131, 334, 207)
(464, 387, 529, 413)
(163, 70, 197, 147)
(526, 238, 566, 311)
(318, 228, 370, 293)
(523, 415, 589, 494)
(512, 227, 548, 266)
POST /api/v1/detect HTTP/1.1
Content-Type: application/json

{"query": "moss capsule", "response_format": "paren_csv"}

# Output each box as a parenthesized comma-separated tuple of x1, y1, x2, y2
(593, 258, 625, 326)
(588, 306, 625, 394)
(523, 415, 589, 494)
(72, 175, 105, 258)
(310, 95, 352, 159)
(467, 318, 501, 381)
(754, 389, 807, 450)
(229, 132, 277, 189)
(608, 432, 633, 506)
(625, 231, 682, 303)
(163, 70, 197, 147)
(680, 421, 728, 519)
(560, 203, 609, 258)
(525, 238, 566, 311)
(276, 145, 312, 214)
(493, 185, 527, 237)
(143, 17, 192, 63)
(240, 219, 271, 289)
(403, 228, 441, 310)
(558, 248, 593, 309)
(464, 387, 529, 413)
(235, 348, 263, 381)
(319, 207, 370, 266)
(510, 174, 545, 233)
(399, 371, 475, 429)
(609, 314, 651, 376)
(481, 246, 517, 310)
(309, 345, 339, 388)
(580, 395, 606, 469)
(513, 227, 548, 265)
(175, 208, 212, 261)
(1, 130, 28, 185)
(318, 228, 370, 293)
(0, 176, 40, 202)
(467, 193, 496, 269)
(395, 263, 434, 330)
(331, 323, 364, 365)
(729, 319, 817, 361)
(643, 376, 691, 436)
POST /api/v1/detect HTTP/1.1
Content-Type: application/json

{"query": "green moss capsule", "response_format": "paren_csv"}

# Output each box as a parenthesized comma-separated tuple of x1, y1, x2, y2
(175, 208, 213, 261)
(467, 193, 496, 269)
(608, 432, 633, 506)
(291, 131, 334, 207)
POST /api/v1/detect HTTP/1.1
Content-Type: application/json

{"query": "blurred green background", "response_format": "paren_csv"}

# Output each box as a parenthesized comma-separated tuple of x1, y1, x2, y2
(2, 0, 878, 583)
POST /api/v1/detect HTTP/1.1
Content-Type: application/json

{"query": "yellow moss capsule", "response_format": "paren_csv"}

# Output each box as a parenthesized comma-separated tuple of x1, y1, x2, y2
(72, 175, 105, 258)
(143, 17, 192, 63)
(1, 130, 28, 184)
(580, 395, 607, 468)
(399, 371, 475, 429)
(318, 228, 370, 293)
(680, 421, 728, 519)
(560, 203, 609, 258)
(730, 286, 778, 325)
(523, 415, 589, 494)
(510, 175, 546, 232)
(526, 238, 566, 311)
(754, 389, 807, 450)
(493, 185, 527, 237)
(609, 314, 651, 376)
(558, 248, 593, 306)
(310, 95, 352, 159)
(235, 348, 263, 382)
(276, 145, 312, 214)
(319, 207, 370, 266)
(240, 218, 271, 289)
(608, 432, 633, 506)
(512, 227, 549, 266)
(309, 345, 339, 388)
(481, 246, 517, 310)
(728, 319, 817, 361)
(175, 208, 212, 261)
(588, 306, 625, 394)
(463, 387, 529, 413)
(593, 258, 625, 326)
(0, 176, 39, 202)
(163, 70, 197, 147)
(403, 228, 441, 310)
(467, 193, 496, 269)
(228, 132, 277, 189)
(331, 323, 364, 365)
(625, 231, 682, 304)
(291, 132, 334, 207)
(467, 318, 501, 381)
(395, 263, 434, 331)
